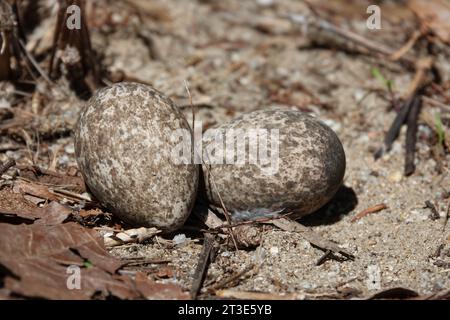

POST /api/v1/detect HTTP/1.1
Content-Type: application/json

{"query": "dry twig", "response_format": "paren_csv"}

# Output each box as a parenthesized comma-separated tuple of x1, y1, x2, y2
(351, 203, 388, 223)
(404, 96, 422, 176)
(0, 158, 15, 176)
(184, 82, 239, 250)
(271, 218, 355, 261)
(190, 233, 217, 299)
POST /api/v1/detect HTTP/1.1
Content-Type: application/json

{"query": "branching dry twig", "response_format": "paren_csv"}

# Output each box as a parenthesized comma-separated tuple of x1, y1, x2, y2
(287, 13, 415, 66)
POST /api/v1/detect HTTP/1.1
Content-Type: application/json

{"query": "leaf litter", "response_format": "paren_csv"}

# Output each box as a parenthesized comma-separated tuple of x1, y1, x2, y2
(0, 175, 186, 299)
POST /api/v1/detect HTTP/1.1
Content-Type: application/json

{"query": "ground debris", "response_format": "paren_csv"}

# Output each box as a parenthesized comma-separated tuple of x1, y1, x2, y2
(0, 222, 188, 299)
(103, 227, 161, 247)
(409, 0, 450, 44)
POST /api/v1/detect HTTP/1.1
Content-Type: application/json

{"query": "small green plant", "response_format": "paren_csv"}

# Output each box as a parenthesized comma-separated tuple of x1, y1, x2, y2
(434, 112, 445, 148)
(371, 67, 394, 92)
(83, 260, 93, 268)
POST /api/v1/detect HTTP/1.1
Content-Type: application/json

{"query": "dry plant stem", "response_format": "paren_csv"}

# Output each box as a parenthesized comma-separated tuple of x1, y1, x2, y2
(402, 57, 433, 100)
(389, 31, 421, 61)
(122, 259, 170, 267)
(287, 13, 414, 66)
(51, 188, 91, 202)
(215, 289, 338, 300)
(271, 218, 355, 260)
(190, 233, 217, 300)
(315, 249, 332, 266)
(374, 97, 414, 159)
(18, 39, 65, 94)
(184, 83, 239, 250)
(404, 96, 421, 176)
(0, 158, 15, 176)
(351, 203, 388, 223)
(184, 80, 195, 159)
(375, 57, 433, 160)
(444, 199, 450, 232)
(209, 264, 255, 292)
(204, 168, 239, 249)
(209, 211, 293, 231)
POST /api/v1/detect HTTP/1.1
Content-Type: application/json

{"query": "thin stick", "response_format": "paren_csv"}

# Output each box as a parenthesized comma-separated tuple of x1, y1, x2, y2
(404, 96, 421, 176)
(402, 57, 433, 100)
(272, 218, 355, 260)
(209, 264, 255, 292)
(190, 233, 216, 300)
(351, 203, 387, 223)
(184, 80, 195, 164)
(316, 249, 332, 266)
(374, 97, 414, 159)
(287, 13, 414, 66)
(390, 31, 421, 61)
(184, 82, 239, 250)
(18, 39, 54, 86)
(204, 169, 239, 250)
(209, 210, 293, 231)
(0, 158, 15, 176)
(375, 57, 433, 160)
(443, 198, 450, 232)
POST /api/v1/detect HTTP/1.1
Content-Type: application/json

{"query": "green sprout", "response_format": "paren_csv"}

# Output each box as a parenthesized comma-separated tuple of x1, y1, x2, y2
(435, 112, 445, 148)
(83, 260, 93, 268)
(371, 67, 394, 92)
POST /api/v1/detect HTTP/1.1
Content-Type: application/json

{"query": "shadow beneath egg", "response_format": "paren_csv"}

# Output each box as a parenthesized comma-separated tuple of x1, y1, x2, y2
(298, 185, 358, 226)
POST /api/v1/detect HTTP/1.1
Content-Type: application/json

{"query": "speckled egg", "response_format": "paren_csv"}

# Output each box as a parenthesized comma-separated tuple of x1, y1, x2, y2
(74, 82, 199, 231)
(201, 108, 345, 220)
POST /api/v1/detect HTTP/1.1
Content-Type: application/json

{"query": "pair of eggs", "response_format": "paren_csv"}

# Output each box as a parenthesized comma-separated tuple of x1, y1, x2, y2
(75, 83, 346, 231)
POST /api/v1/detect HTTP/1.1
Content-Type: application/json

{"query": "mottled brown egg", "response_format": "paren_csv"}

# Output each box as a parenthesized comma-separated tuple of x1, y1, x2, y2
(75, 82, 198, 231)
(201, 108, 345, 220)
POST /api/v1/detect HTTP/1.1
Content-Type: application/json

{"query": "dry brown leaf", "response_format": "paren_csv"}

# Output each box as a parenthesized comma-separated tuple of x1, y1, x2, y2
(34, 201, 73, 225)
(0, 188, 72, 225)
(134, 272, 189, 300)
(0, 222, 128, 299)
(409, 0, 450, 44)
(0, 222, 189, 300)
(0, 189, 41, 222)
(13, 180, 60, 202)
(18, 166, 85, 193)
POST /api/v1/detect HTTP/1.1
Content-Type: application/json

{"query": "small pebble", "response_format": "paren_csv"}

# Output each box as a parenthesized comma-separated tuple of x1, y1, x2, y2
(270, 247, 280, 255)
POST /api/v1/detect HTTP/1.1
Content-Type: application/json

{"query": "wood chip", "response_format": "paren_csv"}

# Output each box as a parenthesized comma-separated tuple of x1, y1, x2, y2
(103, 227, 161, 247)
